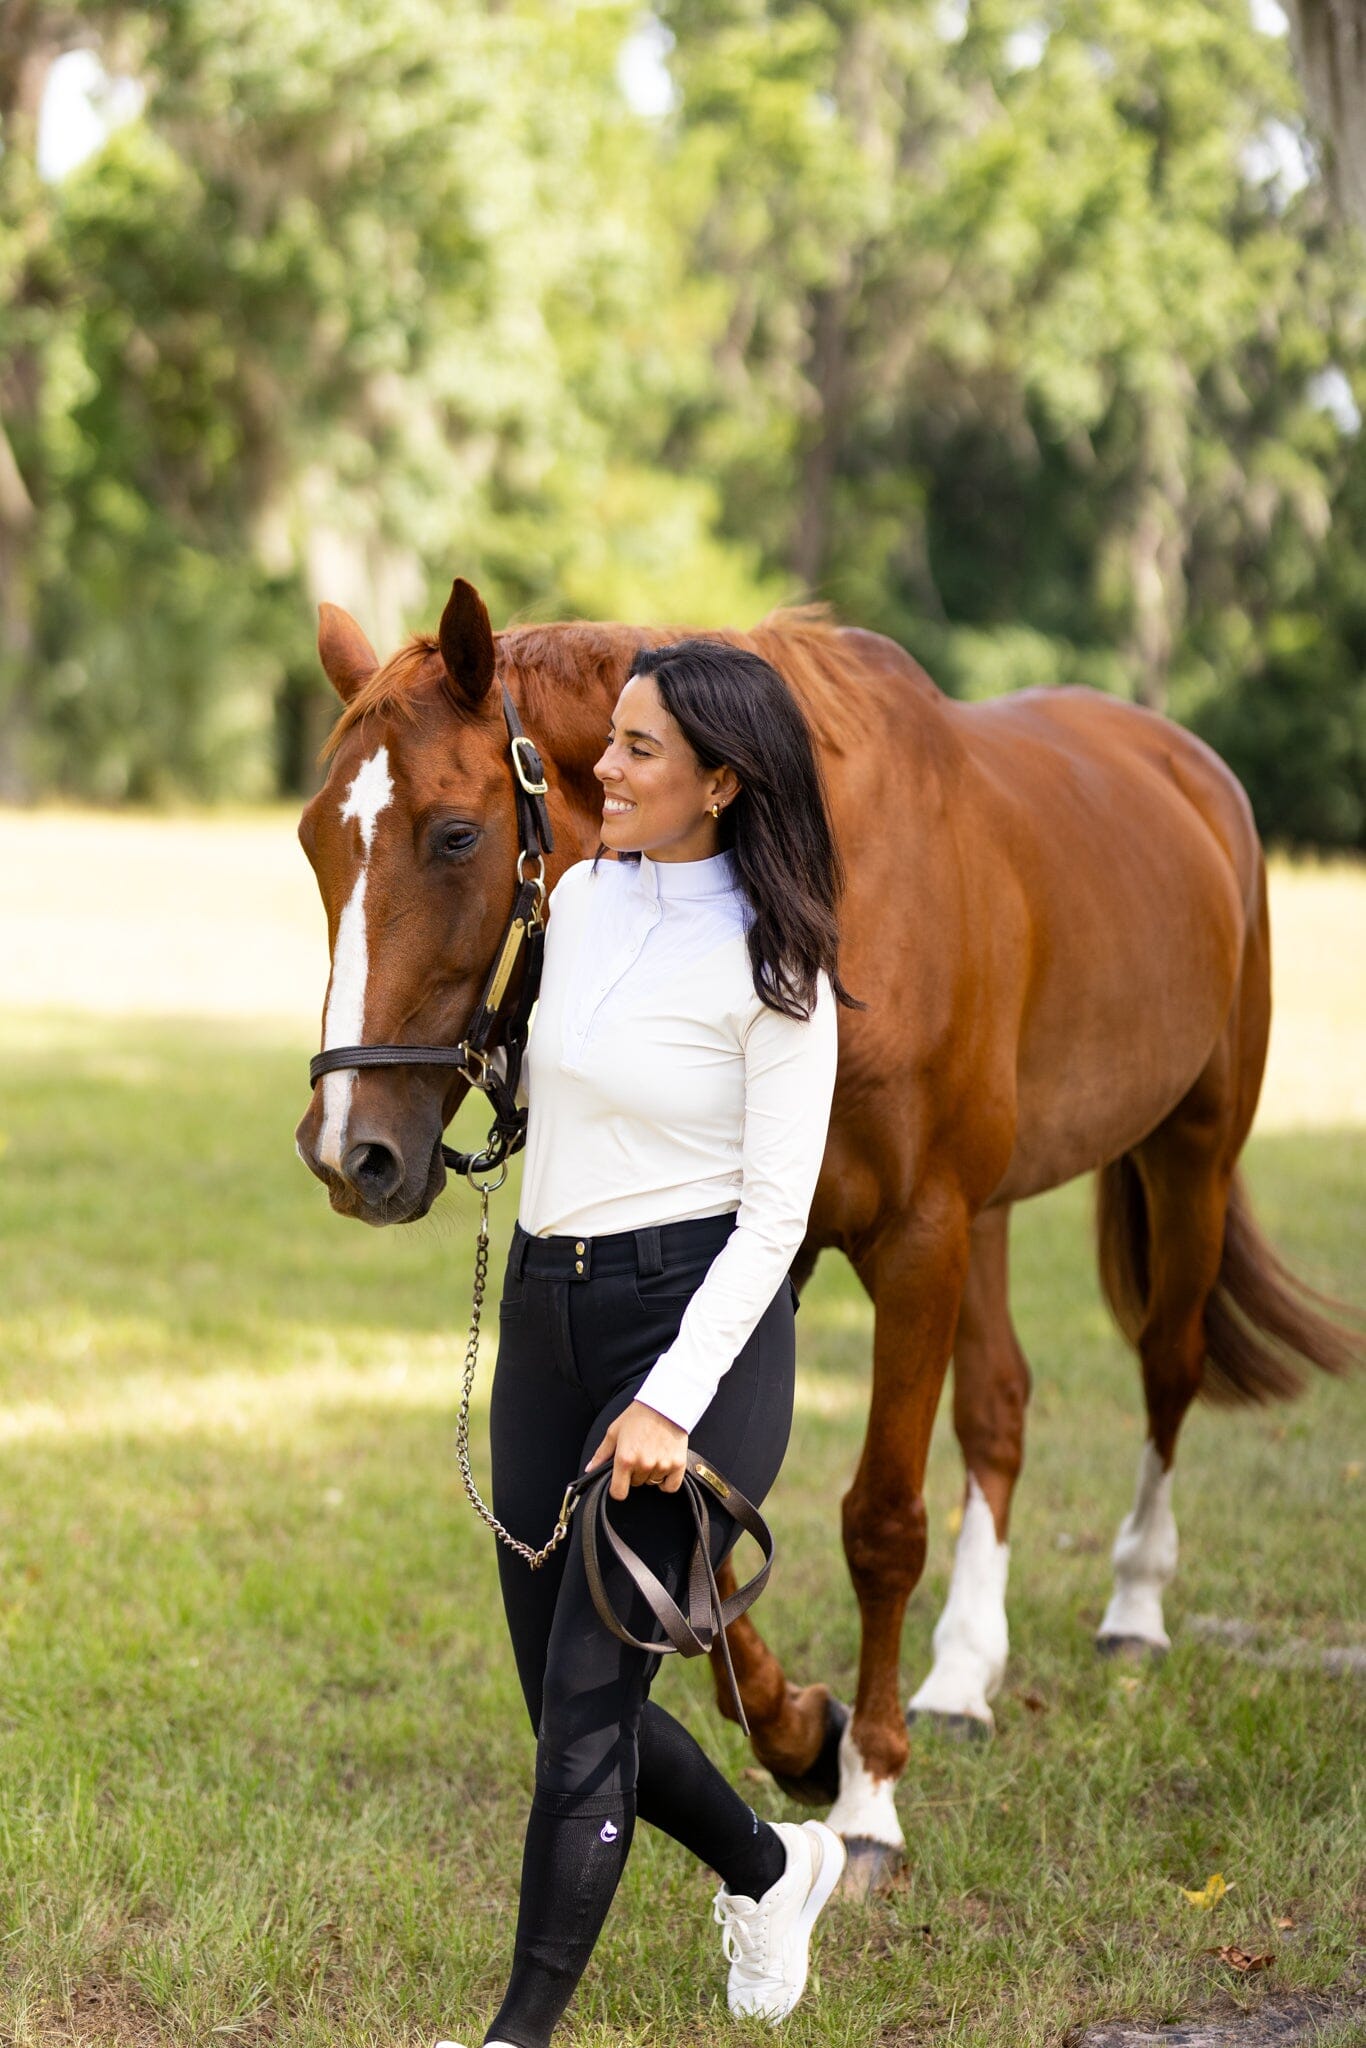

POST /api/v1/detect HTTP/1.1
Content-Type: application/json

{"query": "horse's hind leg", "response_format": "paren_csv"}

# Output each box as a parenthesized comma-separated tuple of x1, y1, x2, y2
(1098, 883, 1270, 1658)
(908, 1206, 1026, 1733)
(1096, 1130, 1226, 1656)
(1098, 1068, 1255, 1652)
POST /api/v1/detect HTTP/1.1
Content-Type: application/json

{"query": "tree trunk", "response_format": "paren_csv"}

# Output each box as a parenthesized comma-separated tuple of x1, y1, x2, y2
(792, 276, 855, 594)
(789, 17, 887, 596)
(1125, 389, 1189, 717)
(1286, 0, 1366, 225)
(0, 35, 54, 794)
(0, 5, 104, 792)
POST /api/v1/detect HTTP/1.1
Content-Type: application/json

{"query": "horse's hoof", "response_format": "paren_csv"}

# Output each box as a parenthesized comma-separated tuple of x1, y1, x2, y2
(1096, 1633, 1168, 1663)
(837, 1835, 903, 1901)
(768, 1693, 849, 1806)
(906, 1706, 993, 1742)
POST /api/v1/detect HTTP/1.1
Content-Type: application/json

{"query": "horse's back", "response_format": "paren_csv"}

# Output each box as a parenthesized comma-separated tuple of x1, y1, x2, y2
(959, 685, 1262, 902)
(815, 640, 1267, 1200)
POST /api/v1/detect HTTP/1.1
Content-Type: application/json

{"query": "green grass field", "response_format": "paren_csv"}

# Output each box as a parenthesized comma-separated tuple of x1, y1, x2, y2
(0, 1005, 1361, 2048)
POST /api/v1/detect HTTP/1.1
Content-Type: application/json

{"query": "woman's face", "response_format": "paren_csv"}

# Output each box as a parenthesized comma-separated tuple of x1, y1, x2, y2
(593, 672, 737, 861)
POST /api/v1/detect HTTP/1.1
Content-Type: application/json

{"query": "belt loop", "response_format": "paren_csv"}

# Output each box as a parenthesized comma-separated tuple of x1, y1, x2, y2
(508, 1221, 529, 1281)
(634, 1224, 664, 1278)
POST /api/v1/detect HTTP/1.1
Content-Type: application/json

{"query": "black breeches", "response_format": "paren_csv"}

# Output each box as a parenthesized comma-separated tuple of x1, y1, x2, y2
(482, 1209, 796, 2047)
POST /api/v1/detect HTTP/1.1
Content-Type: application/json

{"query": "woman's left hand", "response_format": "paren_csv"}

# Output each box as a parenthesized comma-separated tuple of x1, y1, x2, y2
(587, 1401, 689, 1500)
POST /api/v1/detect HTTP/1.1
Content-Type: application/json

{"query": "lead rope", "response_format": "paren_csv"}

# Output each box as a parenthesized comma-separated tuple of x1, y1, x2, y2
(452, 1169, 582, 1570)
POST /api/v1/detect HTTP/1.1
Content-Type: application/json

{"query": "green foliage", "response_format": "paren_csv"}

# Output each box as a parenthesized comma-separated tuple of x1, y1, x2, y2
(656, 0, 1366, 853)
(0, 0, 1363, 835)
(1192, 612, 1366, 848)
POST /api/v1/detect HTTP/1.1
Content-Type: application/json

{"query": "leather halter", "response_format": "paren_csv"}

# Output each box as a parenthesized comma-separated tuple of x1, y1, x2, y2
(307, 682, 555, 1180)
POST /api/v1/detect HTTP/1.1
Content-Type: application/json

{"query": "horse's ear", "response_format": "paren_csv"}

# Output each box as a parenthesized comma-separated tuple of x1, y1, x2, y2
(438, 578, 496, 706)
(317, 604, 379, 703)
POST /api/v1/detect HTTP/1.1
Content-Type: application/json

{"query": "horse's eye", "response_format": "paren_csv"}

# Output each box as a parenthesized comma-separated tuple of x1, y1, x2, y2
(436, 826, 478, 859)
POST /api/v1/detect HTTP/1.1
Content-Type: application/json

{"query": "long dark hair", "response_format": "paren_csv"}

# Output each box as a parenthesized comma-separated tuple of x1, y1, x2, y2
(594, 639, 865, 1021)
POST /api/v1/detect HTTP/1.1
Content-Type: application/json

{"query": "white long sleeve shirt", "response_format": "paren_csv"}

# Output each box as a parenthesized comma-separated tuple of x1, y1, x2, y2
(515, 847, 840, 1433)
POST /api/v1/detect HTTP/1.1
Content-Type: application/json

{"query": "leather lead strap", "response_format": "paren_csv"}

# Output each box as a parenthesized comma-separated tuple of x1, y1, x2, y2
(573, 1449, 775, 1737)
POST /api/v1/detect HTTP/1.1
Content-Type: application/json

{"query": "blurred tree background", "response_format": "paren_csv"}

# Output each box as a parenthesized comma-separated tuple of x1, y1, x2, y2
(1, 0, 1363, 842)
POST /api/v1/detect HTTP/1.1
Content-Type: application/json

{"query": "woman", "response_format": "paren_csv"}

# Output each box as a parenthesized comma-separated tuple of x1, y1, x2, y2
(440, 638, 862, 2048)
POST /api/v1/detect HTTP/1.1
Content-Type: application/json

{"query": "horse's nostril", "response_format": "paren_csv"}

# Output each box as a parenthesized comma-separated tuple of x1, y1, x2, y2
(344, 1140, 403, 1202)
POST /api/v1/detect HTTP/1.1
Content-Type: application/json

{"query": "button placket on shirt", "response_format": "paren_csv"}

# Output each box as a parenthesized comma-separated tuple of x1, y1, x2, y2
(562, 872, 662, 1069)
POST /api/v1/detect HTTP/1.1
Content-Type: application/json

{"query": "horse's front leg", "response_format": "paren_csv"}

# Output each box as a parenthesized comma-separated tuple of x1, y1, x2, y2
(908, 1204, 1025, 1733)
(825, 1181, 973, 1896)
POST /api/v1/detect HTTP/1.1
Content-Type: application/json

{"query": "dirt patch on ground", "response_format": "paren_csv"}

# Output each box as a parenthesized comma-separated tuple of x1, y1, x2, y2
(1188, 1616, 1366, 1679)
(1075, 1982, 1366, 2047)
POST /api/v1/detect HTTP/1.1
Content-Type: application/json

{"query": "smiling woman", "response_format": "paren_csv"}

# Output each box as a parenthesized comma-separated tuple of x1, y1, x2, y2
(460, 628, 859, 2048)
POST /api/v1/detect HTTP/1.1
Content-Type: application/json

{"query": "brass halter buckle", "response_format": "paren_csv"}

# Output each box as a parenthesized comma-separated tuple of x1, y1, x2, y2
(510, 735, 549, 797)
(456, 1044, 490, 1087)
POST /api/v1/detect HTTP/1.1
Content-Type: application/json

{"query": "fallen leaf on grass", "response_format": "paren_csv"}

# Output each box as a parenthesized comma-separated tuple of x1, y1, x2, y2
(1211, 1945, 1274, 1973)
(1016, 1688, 1048, 1715)
(945, 1503, 964, 1537)
(1181, 1873, 1234, 1909)
(1275, 1914, 1296, 1930)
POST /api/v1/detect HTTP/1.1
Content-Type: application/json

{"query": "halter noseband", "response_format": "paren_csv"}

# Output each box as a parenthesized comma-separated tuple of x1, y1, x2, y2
(307, 683, 555, 1182)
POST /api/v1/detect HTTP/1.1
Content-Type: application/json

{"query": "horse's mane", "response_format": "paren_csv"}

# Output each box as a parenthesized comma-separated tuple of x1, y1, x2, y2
(322, 604, 865, 758)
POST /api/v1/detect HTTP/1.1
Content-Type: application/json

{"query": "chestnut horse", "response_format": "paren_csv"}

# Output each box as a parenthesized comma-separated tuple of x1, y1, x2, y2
(296, 579, 1356, 1893)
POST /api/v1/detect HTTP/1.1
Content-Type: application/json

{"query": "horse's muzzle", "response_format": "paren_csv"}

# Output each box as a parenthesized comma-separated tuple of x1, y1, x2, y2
(294, 1106, 447, 1226)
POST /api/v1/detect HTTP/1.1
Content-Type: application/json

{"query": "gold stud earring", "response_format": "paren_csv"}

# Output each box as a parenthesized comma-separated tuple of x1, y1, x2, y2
(710, 803, 721, 818)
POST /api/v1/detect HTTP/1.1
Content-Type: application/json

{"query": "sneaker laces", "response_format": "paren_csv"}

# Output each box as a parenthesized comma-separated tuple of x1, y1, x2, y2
(712, 1885, 765, 1968)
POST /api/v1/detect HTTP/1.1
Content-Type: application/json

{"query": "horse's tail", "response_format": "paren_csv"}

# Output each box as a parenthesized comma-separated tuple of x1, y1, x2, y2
(1096, 1158, 1362, 1406)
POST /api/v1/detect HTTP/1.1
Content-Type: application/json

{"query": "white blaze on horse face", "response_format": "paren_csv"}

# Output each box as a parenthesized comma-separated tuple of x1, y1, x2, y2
(907, 1475, 1010, 1728)
(318, 746, 395, 1173)
(340, 746, 396, 854)
(1098, 1439, 1177, 1649)
(824, 1716, 905, 1850)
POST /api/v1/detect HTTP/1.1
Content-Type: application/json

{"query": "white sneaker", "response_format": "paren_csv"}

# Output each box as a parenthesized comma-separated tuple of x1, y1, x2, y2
(711, 1818, 846, 2021)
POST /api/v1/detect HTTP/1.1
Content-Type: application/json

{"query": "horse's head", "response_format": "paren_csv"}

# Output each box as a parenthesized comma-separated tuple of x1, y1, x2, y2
(295, 577, 573, 1225)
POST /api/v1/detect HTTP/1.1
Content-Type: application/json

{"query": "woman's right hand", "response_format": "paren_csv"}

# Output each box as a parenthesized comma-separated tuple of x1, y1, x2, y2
(586, 1400, 689, 1499)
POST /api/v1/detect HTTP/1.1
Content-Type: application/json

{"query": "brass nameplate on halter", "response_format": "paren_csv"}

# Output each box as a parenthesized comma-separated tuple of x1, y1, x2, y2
(487, 917, 527, 1010)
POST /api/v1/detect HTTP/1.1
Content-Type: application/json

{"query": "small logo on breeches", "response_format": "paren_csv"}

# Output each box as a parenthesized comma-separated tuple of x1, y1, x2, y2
(599, 1819, 618, 1842)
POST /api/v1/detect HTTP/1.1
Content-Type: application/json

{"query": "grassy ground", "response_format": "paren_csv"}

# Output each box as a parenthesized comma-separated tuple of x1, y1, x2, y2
(0, 821, 1362, 2045)
(0, 1010, 1361, 2048)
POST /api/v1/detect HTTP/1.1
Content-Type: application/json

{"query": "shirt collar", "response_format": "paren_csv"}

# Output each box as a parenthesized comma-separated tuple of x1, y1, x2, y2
(633, 847, 740, 903)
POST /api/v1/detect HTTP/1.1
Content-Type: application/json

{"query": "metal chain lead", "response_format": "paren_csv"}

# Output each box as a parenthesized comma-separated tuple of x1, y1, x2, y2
(453, 1168, 581, 1570)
